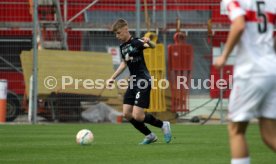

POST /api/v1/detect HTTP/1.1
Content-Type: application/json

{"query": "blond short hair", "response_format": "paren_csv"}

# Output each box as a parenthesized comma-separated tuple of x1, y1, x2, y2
(112, 19, 128, 32)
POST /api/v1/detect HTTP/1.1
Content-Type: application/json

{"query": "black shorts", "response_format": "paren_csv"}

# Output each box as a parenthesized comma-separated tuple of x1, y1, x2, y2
(123, 84, 151, 109)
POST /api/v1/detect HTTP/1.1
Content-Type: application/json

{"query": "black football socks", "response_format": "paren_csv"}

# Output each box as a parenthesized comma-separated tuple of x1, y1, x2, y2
(144, 113, 163, 128)
(129, 118, 151, 135)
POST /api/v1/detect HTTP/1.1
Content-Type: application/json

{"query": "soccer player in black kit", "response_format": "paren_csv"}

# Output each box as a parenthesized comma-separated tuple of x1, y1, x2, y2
(107, 19, 172, 144)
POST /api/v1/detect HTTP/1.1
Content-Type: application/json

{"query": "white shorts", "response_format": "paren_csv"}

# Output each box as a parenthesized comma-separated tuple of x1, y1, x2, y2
(228, 76, 276, 122)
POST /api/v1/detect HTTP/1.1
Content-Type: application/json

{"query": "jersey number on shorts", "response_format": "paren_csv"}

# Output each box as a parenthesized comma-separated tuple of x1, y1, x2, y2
(136, 92, 140, 99)
(256, 1, 267, 33)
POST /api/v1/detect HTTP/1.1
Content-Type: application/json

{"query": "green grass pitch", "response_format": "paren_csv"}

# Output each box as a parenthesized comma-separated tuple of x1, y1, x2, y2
(0, 123, 275, 164)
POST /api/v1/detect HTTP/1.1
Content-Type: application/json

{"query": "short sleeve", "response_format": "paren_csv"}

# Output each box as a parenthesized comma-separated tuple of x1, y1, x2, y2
(133, 38, 145, 50)
(224, 0, 246, 21)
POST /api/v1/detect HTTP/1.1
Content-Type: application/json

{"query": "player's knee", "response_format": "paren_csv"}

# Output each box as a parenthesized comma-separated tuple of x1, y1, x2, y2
(228, 123, 247, 138)
(132, 114, 144, 122)
(122, 112, 132, 120)
(228, 124, 238, 137)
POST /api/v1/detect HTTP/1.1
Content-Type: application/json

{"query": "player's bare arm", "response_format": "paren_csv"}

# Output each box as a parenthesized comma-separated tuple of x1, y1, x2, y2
(214, 16, 245, 69)
(107, 60, 127, 86)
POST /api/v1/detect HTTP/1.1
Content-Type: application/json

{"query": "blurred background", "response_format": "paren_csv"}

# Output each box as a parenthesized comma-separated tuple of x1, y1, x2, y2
(0, 0, 235, 124)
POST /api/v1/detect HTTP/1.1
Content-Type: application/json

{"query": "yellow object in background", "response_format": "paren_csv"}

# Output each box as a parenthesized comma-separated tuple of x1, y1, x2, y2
(143, 32, 166, 112)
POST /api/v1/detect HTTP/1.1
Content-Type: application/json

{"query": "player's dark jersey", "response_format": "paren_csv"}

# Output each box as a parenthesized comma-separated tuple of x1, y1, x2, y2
(120, 36, 151, 81)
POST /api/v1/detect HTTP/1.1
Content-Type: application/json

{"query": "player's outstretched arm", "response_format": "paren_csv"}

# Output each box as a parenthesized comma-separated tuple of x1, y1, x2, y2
(214, 16, 245, 69)
(107, 60, 127, 86)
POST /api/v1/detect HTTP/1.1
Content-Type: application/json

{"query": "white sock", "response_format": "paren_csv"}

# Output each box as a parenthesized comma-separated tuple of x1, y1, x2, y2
(231, 157, 250, 164)
(147, 133, 154, 137)
(162, 122, 165, 128)
(162, 121, 167, 128)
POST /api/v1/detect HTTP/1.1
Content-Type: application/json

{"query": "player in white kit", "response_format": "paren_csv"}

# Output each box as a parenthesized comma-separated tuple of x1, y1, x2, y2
(215, 0, 276, 163)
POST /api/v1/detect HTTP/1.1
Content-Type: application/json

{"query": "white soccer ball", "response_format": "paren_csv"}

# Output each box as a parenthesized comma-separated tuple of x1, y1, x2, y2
(76, 129, 94, 145)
